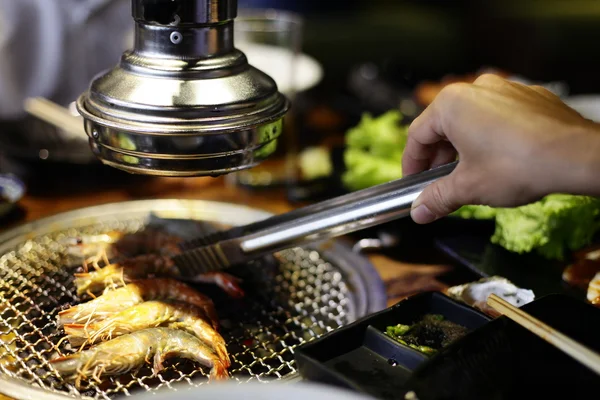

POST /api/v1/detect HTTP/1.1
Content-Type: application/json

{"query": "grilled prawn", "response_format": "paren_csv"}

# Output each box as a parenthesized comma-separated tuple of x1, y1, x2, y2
(67, 228, 245, 299)
(73, 254, 178, 295)
(74, 254, 244, 298)
(58, 278, 219, 329)
(65, 229, 182, 260)
(64, 300, 229, 366)
(51, 327, 228, 387)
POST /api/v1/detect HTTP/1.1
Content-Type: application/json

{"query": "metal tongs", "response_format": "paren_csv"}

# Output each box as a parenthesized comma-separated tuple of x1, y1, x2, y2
(173, 161, 458, 276)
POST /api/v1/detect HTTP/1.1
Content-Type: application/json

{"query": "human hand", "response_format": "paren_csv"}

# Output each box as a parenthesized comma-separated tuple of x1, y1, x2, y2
(402, 74, 600, 224)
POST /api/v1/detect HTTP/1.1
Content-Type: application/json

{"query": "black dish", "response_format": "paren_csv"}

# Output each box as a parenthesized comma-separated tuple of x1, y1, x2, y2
(431, 217, 585, 300)
(405, 293, 600, 400)
(294, 292, 491, 399)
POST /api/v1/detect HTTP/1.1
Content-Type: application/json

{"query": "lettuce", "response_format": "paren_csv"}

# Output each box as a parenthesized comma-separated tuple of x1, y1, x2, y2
(342, 110, 407, 191)
(453, 196, 600, 260)
(452, 205, 498, 220)
(491, 195, 600, 260)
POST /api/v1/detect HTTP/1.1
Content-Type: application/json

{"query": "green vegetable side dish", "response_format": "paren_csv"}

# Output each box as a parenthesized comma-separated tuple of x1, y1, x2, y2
(384, 314, 467, 356)
(386, 325, 437, 355)
(342, 110, 600, 260)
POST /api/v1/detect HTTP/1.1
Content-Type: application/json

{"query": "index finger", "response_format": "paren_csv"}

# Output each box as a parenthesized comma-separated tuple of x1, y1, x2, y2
(402, 103, 447, 176)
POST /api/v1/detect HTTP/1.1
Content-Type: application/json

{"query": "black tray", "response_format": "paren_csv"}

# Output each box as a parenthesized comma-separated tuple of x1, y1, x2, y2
(294, 292, 491, 399)
(405, 293, 600, 400)
(431, 217, 586, 300)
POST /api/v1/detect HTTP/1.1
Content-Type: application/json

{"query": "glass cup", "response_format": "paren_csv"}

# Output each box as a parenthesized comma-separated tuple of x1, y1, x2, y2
(227, 9, 304, 189)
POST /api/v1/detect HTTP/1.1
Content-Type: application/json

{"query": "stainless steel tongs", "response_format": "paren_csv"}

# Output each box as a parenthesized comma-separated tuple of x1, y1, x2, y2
(172, 161, 458, 276)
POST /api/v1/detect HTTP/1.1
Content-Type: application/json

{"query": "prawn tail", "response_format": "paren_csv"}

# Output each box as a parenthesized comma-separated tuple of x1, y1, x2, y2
(209, 360, 229, 381)
(221, 280, 245, 299)
(215, 343, 230, 368)
(151, 351, 166, 376)
(204, 305, 221, 331)
(194, 272, 245, 299)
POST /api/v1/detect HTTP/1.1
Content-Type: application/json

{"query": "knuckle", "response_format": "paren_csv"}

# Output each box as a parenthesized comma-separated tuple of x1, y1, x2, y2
(436, 82, 471, 105)
(474, 73, 505, 86)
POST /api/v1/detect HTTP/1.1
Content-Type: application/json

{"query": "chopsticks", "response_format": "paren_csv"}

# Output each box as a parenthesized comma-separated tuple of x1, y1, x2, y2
(487, 294, 600, 376)
(23, 97, 84, 141)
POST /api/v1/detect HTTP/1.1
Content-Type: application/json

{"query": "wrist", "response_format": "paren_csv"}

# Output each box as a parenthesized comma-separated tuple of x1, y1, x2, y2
(554, 122, 600, 197)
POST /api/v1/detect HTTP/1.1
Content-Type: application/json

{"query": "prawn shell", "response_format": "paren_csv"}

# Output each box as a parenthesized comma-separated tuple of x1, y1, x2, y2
(58, 279, 220, 330)
(62, 300, 230, 367)
(50, 328, 228, 385)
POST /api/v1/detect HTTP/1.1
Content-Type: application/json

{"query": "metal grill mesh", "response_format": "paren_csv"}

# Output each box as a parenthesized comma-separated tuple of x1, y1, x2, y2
(0, 218, 353, 399)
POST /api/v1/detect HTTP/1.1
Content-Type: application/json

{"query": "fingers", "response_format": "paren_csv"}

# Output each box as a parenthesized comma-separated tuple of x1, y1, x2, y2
(410, 170, 467, 224)
(430, 141, 457, 168)
(402, 136, 435, 176)
(403, 86, 460, 176)
(403, 138, 457, 177)
(475, 74, 558, 103)
(473, 73, 509, 89)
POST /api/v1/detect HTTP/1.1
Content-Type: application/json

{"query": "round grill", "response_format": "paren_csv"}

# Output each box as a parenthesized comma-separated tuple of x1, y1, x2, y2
(0, 200, 386, 399)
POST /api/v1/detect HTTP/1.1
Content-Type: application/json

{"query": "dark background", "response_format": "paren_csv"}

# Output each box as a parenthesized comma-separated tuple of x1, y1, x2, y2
(239, 0, 600, 95)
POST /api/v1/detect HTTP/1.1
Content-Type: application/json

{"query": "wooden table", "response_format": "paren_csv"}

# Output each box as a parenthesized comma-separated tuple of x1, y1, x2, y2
(0, 175, 463, 307)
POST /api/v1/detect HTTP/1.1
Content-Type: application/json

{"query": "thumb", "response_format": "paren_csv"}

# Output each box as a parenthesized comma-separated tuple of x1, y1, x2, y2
(410, 173, 464, 224)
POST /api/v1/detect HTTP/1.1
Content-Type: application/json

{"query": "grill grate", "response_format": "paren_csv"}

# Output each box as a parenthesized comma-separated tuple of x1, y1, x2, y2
(0, 217, 356, 399)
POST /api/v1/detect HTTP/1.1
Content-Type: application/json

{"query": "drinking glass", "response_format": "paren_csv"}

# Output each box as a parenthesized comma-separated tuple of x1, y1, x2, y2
(227, 9, 304, 189)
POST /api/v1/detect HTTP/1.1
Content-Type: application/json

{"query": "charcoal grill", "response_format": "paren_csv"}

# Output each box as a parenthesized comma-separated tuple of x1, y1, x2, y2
(0, 200, 386, 399)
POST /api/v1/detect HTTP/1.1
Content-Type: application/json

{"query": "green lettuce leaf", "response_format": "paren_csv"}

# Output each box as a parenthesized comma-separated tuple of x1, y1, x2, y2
(452, 205, 498, 220)
(342, 110, 407, 190)
(490, 194, 600, 260)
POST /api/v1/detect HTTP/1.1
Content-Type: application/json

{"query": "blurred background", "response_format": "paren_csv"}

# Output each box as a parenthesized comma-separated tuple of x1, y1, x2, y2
(2, 0, 600, 199)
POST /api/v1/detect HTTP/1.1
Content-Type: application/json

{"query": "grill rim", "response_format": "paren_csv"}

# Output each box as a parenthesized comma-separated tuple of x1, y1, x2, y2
(0, 199, 387, 400)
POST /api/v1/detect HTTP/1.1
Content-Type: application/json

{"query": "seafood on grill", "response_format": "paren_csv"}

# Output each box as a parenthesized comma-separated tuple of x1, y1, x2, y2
(73, 254, 179, 295)
(51, 327, 228, 387)
(58, 278, 219, 330)
(55, 227, 237, 384)
(73, 255, 244, 298)
(64, 300, 230, 366)
(67, 230, 245, 299)
(65, 228, 182, 260)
